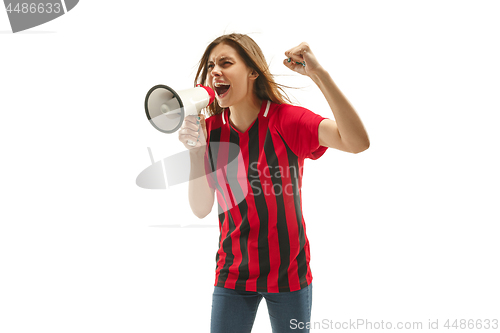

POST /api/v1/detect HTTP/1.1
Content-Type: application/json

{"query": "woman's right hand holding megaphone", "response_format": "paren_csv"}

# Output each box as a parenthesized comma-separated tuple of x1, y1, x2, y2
(178, 114, 207, 150)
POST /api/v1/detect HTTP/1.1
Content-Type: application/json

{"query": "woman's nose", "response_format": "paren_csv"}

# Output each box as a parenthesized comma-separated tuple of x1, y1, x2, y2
(211, 66, 222, 77)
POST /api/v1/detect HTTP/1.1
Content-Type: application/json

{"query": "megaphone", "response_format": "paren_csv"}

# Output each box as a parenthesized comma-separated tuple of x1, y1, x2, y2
(144, 84, 215, 146)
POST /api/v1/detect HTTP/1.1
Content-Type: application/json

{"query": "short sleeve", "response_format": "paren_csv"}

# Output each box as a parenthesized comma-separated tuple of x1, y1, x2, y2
(276, 104, 328, 160)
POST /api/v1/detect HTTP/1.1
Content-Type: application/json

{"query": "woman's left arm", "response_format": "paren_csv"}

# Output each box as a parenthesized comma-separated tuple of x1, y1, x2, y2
(284, 42, 370, 154)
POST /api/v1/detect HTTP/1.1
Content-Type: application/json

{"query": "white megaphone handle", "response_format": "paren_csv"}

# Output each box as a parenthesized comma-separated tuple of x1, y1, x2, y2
(187, 140, 196, 146)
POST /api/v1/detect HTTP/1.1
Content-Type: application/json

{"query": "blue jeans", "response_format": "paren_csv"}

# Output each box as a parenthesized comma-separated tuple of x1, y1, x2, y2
(210, 283, 312, 333)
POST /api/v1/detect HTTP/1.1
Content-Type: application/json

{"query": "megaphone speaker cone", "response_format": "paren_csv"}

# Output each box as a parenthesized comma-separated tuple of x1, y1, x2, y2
(145, 85, 184, 134)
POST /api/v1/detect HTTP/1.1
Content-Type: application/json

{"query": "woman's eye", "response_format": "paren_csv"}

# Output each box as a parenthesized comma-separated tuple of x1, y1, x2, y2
(207, 61, 231, 70)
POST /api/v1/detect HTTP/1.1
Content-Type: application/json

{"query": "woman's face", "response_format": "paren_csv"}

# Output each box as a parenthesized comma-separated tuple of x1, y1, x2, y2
(206, 43, 257, 109)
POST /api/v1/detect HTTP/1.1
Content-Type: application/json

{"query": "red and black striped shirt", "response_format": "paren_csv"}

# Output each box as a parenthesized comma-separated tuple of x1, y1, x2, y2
(204, 100, 328, 293)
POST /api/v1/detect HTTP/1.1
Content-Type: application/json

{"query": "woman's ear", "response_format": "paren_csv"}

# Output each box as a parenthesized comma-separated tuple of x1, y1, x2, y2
(249, 70, 259, 80)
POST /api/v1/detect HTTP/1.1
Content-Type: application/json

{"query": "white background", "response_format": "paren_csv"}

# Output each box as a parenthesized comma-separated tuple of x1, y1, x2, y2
(1, 0, 499, 332)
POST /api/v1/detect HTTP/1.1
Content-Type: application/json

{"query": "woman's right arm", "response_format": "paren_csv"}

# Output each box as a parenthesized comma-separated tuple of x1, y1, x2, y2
(178, 114, 215, 219)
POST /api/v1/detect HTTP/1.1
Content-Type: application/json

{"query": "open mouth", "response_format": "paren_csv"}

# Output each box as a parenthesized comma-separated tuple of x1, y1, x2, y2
(214, 82, 231, 98)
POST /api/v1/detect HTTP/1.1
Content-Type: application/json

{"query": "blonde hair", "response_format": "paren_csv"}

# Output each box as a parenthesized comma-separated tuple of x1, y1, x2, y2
(194, 33, 291, 117)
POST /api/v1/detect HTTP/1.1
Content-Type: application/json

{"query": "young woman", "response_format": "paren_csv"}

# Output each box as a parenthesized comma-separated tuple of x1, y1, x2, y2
(178, 33, 369, 333)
